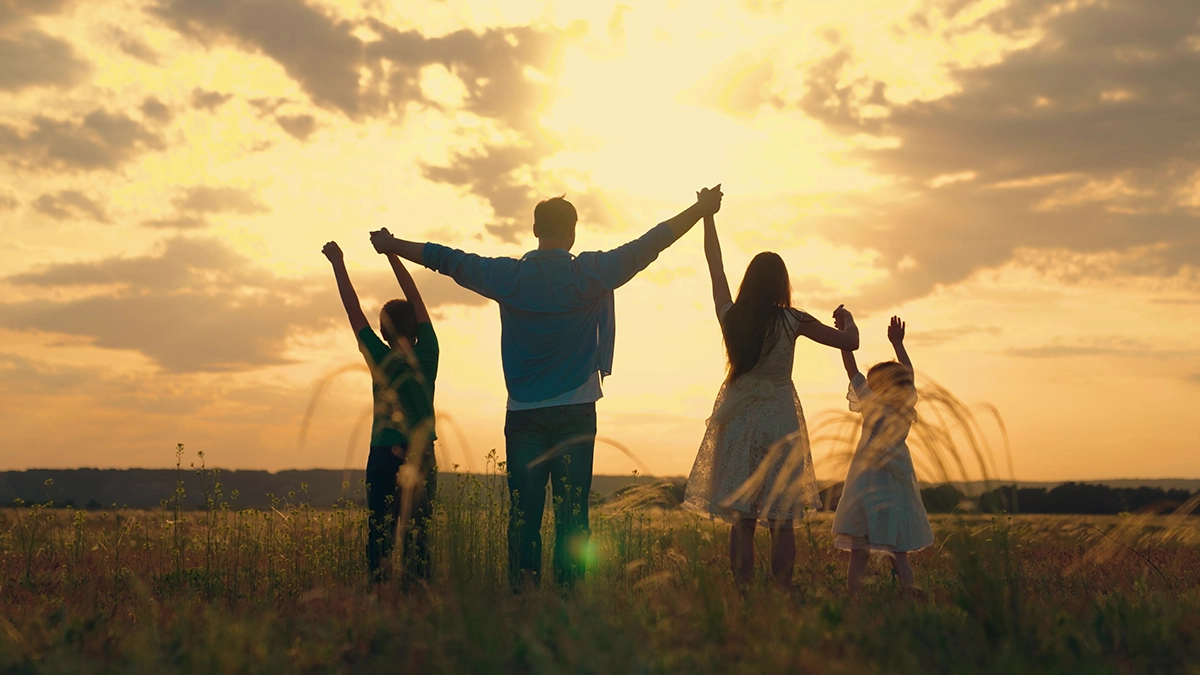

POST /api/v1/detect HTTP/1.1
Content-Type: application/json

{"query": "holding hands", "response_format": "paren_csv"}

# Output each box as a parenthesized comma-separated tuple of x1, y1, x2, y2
(369, 228, 397, 255)
(697, 184, 723, 216)
(832, 304, 854, 331)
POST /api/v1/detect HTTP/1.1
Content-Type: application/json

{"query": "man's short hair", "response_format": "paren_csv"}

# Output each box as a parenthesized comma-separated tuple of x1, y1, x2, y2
(533, 196, 577, 239)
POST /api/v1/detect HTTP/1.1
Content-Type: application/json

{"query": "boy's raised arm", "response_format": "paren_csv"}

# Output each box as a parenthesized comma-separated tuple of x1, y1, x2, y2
(322, 241, 369, 333)
(384, 245, 431, 324)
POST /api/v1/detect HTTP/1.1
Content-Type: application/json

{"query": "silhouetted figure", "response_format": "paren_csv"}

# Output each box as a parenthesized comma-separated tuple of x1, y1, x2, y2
(834, 316, 933, 595)
(370, 187, 723, 588)
(683, 208, 860, 589)
(322, 239, 439, 585)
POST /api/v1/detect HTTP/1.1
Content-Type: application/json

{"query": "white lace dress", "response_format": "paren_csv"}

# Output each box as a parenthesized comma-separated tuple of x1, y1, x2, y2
(832, 374, 933, 552)
(683, 304, 822, 525)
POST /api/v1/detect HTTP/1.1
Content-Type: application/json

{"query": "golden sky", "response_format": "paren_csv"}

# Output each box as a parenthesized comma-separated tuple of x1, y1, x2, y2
(1, 0, 1199, 481)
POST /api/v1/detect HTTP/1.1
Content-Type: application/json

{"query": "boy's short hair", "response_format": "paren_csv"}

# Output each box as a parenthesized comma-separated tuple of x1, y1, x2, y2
(380, 299, 417, 346)
(533, 196, 577, 239)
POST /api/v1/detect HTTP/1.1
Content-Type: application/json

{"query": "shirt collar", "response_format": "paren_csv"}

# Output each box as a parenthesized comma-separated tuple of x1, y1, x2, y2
(521, 248, 574, 260)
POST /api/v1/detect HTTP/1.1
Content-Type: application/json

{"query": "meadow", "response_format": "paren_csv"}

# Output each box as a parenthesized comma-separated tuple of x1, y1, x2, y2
(2, 449, 1200, 674)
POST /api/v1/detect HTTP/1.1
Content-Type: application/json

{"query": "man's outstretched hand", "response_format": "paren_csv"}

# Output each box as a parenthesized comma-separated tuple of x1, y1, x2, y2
(322, 241, 343, 263)
(697, 184, 723, 216)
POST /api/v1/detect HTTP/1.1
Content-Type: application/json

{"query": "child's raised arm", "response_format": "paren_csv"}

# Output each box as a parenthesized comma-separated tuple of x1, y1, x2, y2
(888, 315, 913, 378)
(703, 209, 733, 314)
(375, 228, 431, 325)
(322, 241, 369, 333)
(834, 305, 860, 380)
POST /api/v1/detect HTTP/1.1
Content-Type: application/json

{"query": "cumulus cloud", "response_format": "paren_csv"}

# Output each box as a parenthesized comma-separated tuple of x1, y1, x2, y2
(141, 215, 207, 229)
(172, 185, 268, 215)
(32, 190, 107, 222)
(150, 0, 566, 240)
(0, 30, 89, 92)
(788, 0, 1200, 307)
(0, 237, 487, 371)
(0, 191, 16, 210)
(191, 88, 232, 110)
(0, 108, 165, 172)
(140, 96, 172, 123)
(108, 25, 160, 64)
(275, 113, 316, 141)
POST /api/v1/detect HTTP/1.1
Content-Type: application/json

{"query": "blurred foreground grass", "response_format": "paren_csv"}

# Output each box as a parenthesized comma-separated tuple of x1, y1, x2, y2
(3, 465, 1200, 674)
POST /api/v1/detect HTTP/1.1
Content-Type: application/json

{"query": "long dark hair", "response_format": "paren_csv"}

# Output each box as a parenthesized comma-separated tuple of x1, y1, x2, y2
(723, 252, 792, 380)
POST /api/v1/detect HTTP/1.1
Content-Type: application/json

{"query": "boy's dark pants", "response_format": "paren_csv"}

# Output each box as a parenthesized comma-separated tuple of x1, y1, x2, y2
(366, 443, 436, 584)
(505, 403, 597, 588)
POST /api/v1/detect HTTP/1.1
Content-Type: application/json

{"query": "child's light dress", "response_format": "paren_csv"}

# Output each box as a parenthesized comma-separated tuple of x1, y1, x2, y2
(832, 373, 934, 552)
(683, 304, 822, 525)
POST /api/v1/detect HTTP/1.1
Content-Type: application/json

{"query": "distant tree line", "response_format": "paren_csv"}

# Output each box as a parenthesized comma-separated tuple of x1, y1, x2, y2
(920, 482, 1198, 515)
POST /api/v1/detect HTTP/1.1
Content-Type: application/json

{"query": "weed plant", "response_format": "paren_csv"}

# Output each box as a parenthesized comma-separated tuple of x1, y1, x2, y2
(2, 422, 1199, 672)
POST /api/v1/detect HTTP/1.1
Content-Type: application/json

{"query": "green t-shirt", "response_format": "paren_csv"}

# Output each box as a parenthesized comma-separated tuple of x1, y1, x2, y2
(357, 322, 438, 448)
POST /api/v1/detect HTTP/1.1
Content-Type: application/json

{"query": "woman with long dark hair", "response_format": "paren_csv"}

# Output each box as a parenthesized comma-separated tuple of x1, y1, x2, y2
(684, 208, 859, 588)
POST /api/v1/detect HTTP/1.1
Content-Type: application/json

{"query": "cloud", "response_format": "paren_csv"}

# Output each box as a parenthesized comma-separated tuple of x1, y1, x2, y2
(0, 191, 16, 211)
(107, 25, 160, 64)
(191, 88, 232, 110)
(141, 215, 207, 229)
(0, 30, 89, 92)
(421, 139, 554, 242)
(172, 185, 268, 215)
(32, 190, 107, 222)
(787, 0, 1200, 307)
(0, 237, 488, 372)
(1005, 336, 1196, 360)
(140, 96, 172, 123)
(150, 0, 566, 240)
(0, 108, 165, 172)
(275, 113, 316, 141)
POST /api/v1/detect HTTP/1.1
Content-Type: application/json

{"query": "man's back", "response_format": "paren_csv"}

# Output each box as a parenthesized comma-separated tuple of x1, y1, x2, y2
(423, 223, 676, 403)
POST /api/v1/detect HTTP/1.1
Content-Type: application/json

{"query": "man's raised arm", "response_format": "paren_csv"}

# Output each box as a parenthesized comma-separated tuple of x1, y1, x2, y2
(588, 185, 724, 291)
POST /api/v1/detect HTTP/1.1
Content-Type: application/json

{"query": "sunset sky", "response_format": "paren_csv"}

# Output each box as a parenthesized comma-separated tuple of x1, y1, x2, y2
(2, 0, 1198, 482)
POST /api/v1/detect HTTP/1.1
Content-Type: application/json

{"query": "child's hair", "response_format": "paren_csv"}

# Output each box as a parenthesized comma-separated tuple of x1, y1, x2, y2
(723, 252, 792, 380)
(866, 361, 916, 412)
(380, 299, 418, 347)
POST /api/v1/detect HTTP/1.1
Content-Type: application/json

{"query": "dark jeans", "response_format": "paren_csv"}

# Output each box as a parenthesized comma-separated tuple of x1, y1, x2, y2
(366, 444, 436, 584)
(505, 402, 597, 588)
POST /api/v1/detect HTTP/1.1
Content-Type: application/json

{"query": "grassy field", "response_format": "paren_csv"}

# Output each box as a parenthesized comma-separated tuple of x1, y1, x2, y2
(2, 461, 1200, 674)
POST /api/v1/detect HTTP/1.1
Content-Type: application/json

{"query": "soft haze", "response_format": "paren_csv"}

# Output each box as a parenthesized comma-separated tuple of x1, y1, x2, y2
(1, 0, 1198, 482)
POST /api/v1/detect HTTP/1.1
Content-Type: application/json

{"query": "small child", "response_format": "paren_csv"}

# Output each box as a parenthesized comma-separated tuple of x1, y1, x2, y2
(323, 233, 439, 585)
(832, 315, 933, 594)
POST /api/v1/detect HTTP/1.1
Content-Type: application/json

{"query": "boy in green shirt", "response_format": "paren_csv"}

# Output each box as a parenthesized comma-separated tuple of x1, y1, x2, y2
(322, 235, 438, 584)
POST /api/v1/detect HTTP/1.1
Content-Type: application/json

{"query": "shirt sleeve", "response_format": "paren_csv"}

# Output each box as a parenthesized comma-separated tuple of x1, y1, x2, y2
(847, 372, 873, 413)
(356, 326, 390, 367)
(413, 322, 439, 380)
(784, 307, 817, 337)
(422, 243, 519, 300)
(717, 302, 734, 325)
(579, 222, 676, 291)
